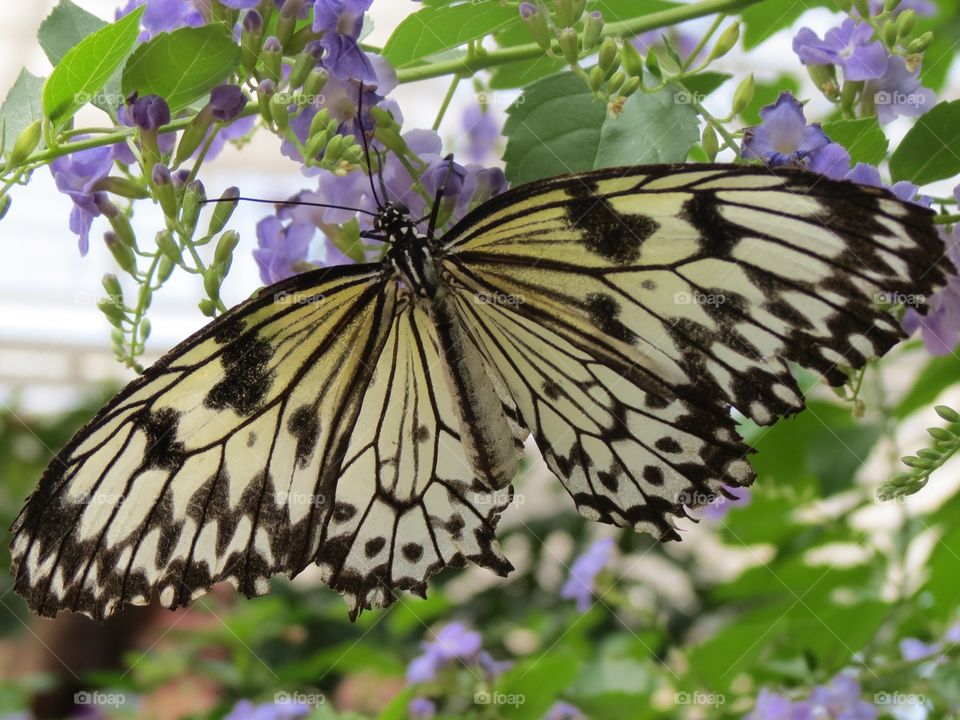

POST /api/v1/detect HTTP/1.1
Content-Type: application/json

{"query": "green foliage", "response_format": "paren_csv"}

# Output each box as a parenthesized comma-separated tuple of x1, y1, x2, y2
(891, 99, 960, 183)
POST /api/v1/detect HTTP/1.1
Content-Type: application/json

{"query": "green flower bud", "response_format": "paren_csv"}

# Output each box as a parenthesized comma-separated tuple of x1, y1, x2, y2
(928, 427, 956, 442)
(618, 75, 641, 98)
(807, 63, 839, 99)
(302, 67, 329, 101)
(731, 73, 756, 115)
(882, 19, 898, 47)
(598, 37, 618, 72)
(901, 455, 934, 469)
(588, 65, 605, 92)
(102, 273, 123, 303)
(173, 107, 214, 168)
(559, 27, 580, 65)
(702, 124, 720, 160)
(151, 164, 179, 219)
(309, 108, 332, 137)
(157, 253, 176, 282)
(607, 70, 625, 93)
(917, 448, 941, 460)
(92, 176, 151, 199)
(519, 3, 553, 52)
(107, 210, 136, 249)
(138, 284, 153, 311)
(261, 36, 283, 82)
(288, 52, 316, 90)
(555, 0, 576, 28)
(621, 39, 644, 77)
(104, 231, 137, 273)
(214, 229, 240, 265)
(275, 0, 302, 48)
(907, 31, 934, 53)
(156, 229, 182, 265)
(896, 9, 916, 38)
(208, 186, 240, 235)
(707, 22, 740, 62)
(257, 79, 275, 124)
(582, 10, 603, 52)
(181, 180, 206, 236)
(198, 298, 218, 317)
(304, 130, 330, 160)
(98, 295, 126, 326)
(835, 0, 852, 10)
(203, 266, 223, 301)
(270, 94, 290, 131)
(324, 134, 346, 163)
(8, 120, 41, 167)
(572, 0, 586, 21)
(936, 405, 960, 423)
(852, 0, 871, 17)
(0, 193, 12, 221)
(139, 317, 152, 342)
(241, 9, 265, 72)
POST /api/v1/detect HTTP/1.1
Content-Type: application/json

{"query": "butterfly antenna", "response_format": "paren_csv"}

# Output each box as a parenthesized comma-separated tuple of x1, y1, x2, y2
(357, 81, 384, 211)
(425, 154, 456, 243)
(201, 195, 377, 216)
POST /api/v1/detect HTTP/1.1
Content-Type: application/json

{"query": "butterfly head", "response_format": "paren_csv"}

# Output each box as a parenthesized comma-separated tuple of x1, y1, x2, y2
(374, 202, 412, 236)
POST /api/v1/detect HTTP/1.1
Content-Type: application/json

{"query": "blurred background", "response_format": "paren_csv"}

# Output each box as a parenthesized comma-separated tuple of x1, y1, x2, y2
(3, 2, 960, 719)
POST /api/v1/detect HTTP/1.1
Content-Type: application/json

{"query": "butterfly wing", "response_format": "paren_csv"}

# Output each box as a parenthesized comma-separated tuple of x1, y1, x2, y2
(441, 164, 947, 533)
(10, 262, 517, 620)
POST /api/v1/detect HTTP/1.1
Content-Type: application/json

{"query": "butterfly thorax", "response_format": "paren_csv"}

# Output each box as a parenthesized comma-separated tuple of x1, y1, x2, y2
(380, 205, 438, 300)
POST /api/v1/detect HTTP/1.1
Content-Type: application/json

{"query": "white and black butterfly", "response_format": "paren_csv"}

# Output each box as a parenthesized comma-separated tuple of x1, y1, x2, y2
(10, 161, 947, 620)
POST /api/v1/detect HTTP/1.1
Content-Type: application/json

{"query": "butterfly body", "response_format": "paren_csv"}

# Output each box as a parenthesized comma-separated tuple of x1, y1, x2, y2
(10, 164, 949, 620)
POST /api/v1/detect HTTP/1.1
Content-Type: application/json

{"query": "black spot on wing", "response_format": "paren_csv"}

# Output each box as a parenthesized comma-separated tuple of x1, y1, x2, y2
(205, 334, 275, 416)
(567, 192, 658, 264)
(583, 293, 637, 345)
(287, 406, 320, 468)
(402, 542, 423, 563)
(135, 408, 186, 470)
(364, 537, 385, 558)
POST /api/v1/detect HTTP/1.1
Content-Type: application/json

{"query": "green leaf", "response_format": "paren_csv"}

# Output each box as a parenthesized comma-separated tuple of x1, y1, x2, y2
(1, 69, 45, 153)
(42, 5, 144, 124)
(490, 55, 565, 90)
(894, 353, 960, 420)
(38, 0, 107, 66)
(121, 24, 240, 112)
(741, 0, 831, 49)
(383, 1, 519, 69)
(496, 647, 582, 720)
(503, 72, 698, 186)
(890, 99, 960, 185)
(822, 117, 889, 166)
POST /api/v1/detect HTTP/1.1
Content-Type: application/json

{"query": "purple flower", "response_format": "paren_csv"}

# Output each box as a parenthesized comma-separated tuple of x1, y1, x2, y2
(867, 0, 936, 16)
(793, 20, 888, 81)
(202, 115, 257, 161)
(740, 92, 831, 166)
(313, 0, 376, 82)
(865, 55, 936, 125)
(904, 222, 960, 355)
(253, 215, 317, 284)
(700, 485, 751, 521)
(544, 701, 587, 720)
(805, 673, 876, 720)
(219, 0, 260, 7)
(746, 689, 800, 720)
(224, 700, 310, 720)
(50, 144, 114, 255)
(405, 622, 502, 684)
(131, 94, 171, 130)
(116, 0, 205, 40)
(462, 103, 499, 163)
(900, 637, 941, 661)
(209, 85, 248, 122)
(846, 162, 928, 206)
(807, 142, 852, 180)
(408, 698, 436, 719)
(560, 537, 614, 612)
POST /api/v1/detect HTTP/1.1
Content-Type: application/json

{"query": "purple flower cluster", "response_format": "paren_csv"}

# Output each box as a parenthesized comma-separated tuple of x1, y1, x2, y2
(406, 622, 511, 684)
(224, 699, 309, 720)
(50, 145, 114, 255)
(560, 537, 615, 612)
(314, 0, 376, 84)
(792, 17, 934, 124)
(747, 673, 877, 720)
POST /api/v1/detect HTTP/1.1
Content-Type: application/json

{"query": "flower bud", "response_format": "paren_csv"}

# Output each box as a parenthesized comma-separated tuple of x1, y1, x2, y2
(583, 11, 603, 52)
(156, 229, 182, 265)
(203, 266, 223, 301)
(554, 0, 576, 28)
(214, 229, 240, 264)
(101, 273, 123, 304)
(139, 317, 151, 341)
(882, 19, 898, 47)
(323, 134, 346, 164)
(588, 65, 604, 92)
(98, 294, 126, 326)
(607, 70, 625, 93)
(309, 108, 332, 137)
(262, 36, 283, 82)
(181, 180, 206, 236)
(598, 37, 618, 72)
(936, 405, 960, 423)
(138, 284, 153, 311)
(257, 78, 276, 123)
(131, 94, 170, 130)
(618, 75, 641, 98)
(731, 73, 755, 115)
(906, 31, 933, 53)
(0, 194, 10, 221)
(288, 52, 316, 90)
(302, 67, 329, 100)
(269, 93, 290, 130)
(198, 298, 218, 317)
(173, 108, 214, 168)
(8, 120, 41, 166)
(559, 27, 580, 65)
(621, 39, 644, 77)
(276, 0, 304, 49)
(241, 10, 264, 71)
(702, 124, 720, 160)
(151, 164, 179, 218)
(896, 8, 916, 38)
(92, 176, 151, 199)
(519, 3, 552, 52)
(884, 0, 901, 11)
(104, 231, 136, 273)
(853, 0, 871, 17)
(157, 253, 176, 282)
(208, 186, 240, 235)
(209, 84, 248, 122)
(706, 22, 739, 62)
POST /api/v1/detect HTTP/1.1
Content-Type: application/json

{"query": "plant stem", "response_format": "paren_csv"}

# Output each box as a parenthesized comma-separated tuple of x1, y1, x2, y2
(682, 13, 725, 71)
(395, 0, 765, 84)
(433, 74, 463, 132)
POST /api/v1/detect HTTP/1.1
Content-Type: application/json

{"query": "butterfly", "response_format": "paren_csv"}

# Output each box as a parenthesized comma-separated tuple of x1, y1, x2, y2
(10, 162, 948, 620)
